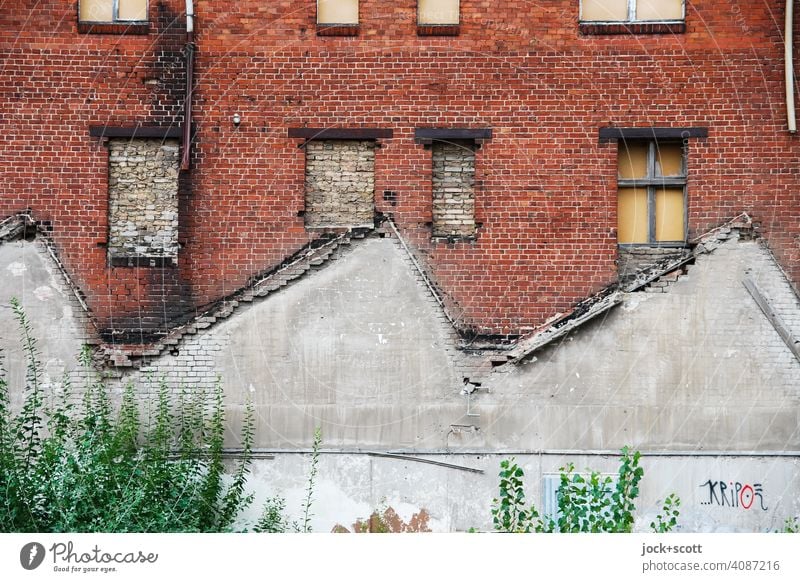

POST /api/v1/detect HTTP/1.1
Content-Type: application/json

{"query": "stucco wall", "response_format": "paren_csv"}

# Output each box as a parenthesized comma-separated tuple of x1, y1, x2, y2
(240, 453, 800, 533)
(1, 233, 798, 531)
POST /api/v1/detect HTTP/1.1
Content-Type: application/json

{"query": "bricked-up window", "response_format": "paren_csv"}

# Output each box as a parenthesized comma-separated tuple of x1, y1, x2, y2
(317, 0, 359, 25)
(80, 0, 148, 23)
(431, 140, 476, 239)
(617, 141, 686, 245)
(580, 0, 684, 23)
(304, 140, 375, 228)
(108, 139, 180, 266)
(418, 0, 460, 25)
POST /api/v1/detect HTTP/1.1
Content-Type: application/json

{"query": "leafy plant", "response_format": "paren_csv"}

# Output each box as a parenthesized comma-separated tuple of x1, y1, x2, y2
(490, 447, 680, 533)
(300, 426, 322, 533)
(253, 426, 322, 533)
(651, 493, 681, 533)
(0, 298, 270, 533)
(780, 517, 799, 533)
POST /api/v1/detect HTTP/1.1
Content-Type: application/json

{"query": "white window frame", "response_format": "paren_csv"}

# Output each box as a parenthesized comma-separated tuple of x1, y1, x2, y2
(79, 0, 149, 24)
(579, 0, 685, 24)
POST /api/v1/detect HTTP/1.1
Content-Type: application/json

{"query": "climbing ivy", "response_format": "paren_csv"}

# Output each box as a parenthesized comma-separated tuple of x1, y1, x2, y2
(491, 447, 680, 533)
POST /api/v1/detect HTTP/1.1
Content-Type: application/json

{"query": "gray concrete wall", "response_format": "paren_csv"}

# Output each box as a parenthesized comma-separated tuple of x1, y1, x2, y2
(0, 240, 87, 408)
(120, 234, 799, 453)
(1, 233, 798, 531)
(240, 453, 800, 533)
(480, 234, 800, 452)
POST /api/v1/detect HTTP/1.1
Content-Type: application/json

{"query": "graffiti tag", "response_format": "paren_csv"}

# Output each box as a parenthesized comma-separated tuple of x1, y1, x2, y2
(699, 480, 767, 511)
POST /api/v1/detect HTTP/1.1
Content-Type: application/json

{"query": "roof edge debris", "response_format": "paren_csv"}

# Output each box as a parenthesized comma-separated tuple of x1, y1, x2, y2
(0, 212, 35, 242)
(500, 213, 755, 366)
(0, 210, 758, 370)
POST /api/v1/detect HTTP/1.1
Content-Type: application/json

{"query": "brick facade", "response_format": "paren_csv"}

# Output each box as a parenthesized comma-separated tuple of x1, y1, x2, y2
(1, 1, 799, 342)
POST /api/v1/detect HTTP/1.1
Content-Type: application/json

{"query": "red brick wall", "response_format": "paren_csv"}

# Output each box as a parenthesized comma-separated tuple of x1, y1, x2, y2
(2, 1, 799, 340)
(0, 1, 191, 341)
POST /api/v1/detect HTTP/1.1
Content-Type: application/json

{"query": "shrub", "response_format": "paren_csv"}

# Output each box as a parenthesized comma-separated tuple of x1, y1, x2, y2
(491, 447, 680, 533)
(253, 427, 322, 533)
(0, 297, 259, 532)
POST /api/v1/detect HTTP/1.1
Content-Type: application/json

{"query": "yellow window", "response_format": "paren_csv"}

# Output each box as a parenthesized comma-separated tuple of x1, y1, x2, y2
(318, 0, 359, 25)
(418, 0, 460, 25)
(618, 188, 649, 244)
(80, 0, 147, 22)
(618, 142, 649, 180)
(655, 188, 685, 242)
(617, 140, 687, 245)
(655, 143, 684, 177)
(80, 0, 113, 22)
(118, 0, 148, 21)
(581, 0, 629, 22)
(636, 0, 683, 21)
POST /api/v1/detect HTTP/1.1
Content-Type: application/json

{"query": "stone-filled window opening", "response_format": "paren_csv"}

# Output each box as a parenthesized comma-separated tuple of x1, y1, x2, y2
(418, 0, 459, 24)
(431, 139, 477, 239)
(304, 140, 376, 229)
(617, 139, 687, 246)
(107, 138, 180, 267)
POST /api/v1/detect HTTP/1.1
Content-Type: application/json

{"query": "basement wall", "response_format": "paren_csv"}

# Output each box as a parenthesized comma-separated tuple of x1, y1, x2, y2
(239, 453, 800, 533)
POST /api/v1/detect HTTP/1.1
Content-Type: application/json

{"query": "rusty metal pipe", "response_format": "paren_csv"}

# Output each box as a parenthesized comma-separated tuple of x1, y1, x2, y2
(180, 0, 195, 170)
(787, 0, 796, 133)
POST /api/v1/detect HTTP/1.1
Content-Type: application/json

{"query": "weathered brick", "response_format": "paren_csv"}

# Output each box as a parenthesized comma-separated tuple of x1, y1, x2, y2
(1, 1, 799, 339)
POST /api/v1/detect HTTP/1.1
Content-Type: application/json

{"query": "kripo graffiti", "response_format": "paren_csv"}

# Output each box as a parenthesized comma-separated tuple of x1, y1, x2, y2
(699, 480, 767, 511)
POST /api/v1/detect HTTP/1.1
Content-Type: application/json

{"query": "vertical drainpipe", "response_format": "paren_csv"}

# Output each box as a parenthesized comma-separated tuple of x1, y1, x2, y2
(181, 0, 195, 170)
(787, 0, 796, 133)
